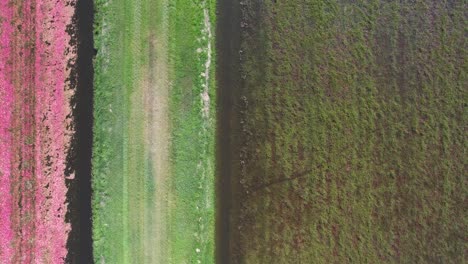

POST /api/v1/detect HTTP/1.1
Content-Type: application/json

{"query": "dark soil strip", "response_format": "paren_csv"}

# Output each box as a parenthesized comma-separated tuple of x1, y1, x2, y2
(215, 0, 241, 263)
(65, 0, 94, 262)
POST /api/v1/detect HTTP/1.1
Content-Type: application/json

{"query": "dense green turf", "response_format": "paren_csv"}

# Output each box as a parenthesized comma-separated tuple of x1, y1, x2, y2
(230, 0, 466, 262)
(167, 0, 216, 262)
(92, 0, 216, 262)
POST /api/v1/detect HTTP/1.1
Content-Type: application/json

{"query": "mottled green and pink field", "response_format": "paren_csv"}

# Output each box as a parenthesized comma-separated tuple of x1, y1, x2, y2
(0, 0, 75, 262)
(0, 0, 466, 263)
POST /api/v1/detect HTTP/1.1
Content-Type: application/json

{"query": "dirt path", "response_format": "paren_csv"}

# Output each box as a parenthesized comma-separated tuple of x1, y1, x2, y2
(145, 0, 170, 262)
(125, 1, 171, 262)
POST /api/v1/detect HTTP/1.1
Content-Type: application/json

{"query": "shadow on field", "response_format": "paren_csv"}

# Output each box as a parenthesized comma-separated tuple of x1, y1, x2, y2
(215, 0, 241, 263)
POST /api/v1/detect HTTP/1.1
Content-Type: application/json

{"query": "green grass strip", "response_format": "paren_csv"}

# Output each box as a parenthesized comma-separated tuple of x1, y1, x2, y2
(93, 0, 216, 263)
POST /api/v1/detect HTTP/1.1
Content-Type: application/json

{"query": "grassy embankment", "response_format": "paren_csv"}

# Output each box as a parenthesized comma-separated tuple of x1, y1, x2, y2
(167, 0, 217, 263)
(230, 1, 466, 263)
(93, 0, 216, 262)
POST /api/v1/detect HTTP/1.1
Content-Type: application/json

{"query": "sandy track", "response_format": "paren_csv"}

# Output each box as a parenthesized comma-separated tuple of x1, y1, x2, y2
(126, 0, 170, 262)
(144, 6, 170, 260)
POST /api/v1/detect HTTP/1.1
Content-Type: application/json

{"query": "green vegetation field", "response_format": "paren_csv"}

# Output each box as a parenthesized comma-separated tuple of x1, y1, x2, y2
(92, 0, 216, 263)
(228, 0, 466, 263)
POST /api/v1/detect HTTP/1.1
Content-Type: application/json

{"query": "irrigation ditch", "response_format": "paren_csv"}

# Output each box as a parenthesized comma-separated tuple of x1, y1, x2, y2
(65, 0, 94, 262)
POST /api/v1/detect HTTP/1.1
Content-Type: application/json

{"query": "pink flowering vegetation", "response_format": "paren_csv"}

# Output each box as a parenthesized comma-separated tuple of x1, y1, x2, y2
(0, 0, 76, 262)
(0, 0, 14, 262)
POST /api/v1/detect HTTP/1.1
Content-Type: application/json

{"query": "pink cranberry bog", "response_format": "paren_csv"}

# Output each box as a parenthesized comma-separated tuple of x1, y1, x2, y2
(0, 0, 76, 262)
